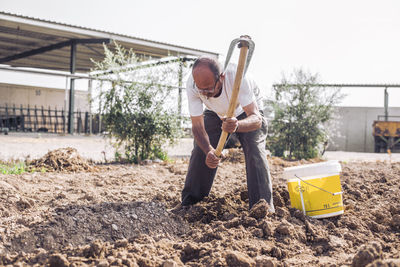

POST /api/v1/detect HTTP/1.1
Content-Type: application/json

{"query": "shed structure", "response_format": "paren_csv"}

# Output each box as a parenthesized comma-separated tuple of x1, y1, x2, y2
(0, 11, 218, 133)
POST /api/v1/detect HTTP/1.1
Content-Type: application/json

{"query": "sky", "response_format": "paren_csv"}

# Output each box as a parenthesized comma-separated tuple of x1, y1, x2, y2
(1, 0, 400, 107)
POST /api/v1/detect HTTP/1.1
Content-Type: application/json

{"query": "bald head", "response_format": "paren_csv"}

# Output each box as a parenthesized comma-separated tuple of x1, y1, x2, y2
(192, 57, 224, 98)
(192, 56, 222, 80)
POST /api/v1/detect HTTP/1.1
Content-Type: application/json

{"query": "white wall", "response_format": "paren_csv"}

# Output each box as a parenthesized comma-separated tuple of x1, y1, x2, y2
(0, 83, 89, 112)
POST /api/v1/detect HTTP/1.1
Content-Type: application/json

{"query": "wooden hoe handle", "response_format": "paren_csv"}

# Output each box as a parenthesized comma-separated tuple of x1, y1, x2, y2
(214, 43, 249, 157)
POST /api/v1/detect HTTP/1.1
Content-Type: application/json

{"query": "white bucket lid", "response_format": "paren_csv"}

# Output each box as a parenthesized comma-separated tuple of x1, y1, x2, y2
(283, 160, 342, 180)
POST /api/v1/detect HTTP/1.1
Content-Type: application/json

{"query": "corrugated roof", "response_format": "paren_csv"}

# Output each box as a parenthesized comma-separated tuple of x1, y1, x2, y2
(0, 11, 218, 73)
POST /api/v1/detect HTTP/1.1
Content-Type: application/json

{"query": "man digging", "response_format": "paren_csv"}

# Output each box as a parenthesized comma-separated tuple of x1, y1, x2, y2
(179, 56, 274, 212)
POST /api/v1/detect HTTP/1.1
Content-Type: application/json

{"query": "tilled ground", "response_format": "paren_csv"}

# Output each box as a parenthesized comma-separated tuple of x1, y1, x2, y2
(0, 149, 399, 266)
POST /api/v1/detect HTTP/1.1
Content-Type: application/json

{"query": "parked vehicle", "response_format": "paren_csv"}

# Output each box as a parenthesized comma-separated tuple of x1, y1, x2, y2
(373, 115, 400, 152)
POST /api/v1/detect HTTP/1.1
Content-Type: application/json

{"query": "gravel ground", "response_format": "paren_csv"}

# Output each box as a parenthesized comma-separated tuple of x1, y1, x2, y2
(1, 132, 399, 162)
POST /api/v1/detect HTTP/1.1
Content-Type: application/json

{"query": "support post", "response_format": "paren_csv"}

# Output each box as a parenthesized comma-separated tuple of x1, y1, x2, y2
(88, 79, 93, 135)
(64, 77, 69, 134)
(68, 41, 76, 134)
(384, 87, 388, 121)
(178, 60, 183, 125)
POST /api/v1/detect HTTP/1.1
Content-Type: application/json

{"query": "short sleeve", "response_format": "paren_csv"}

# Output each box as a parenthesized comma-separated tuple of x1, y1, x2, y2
(238, 75, 256, 108)
(186, 75, 204, 117)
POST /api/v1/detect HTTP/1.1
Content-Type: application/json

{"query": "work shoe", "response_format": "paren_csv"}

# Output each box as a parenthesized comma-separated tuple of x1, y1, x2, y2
(168, 203, 190, 213)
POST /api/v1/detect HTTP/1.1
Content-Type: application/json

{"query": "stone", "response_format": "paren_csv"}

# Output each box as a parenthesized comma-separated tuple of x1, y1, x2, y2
(48, 254, 70, 267)
(391, 214, 400, 229)
(366, 258, 400, 267)
(259, 220, 273, 237)
(352, 242, 382, 267)
(255, 255, 276, 267)
(162, 260, 177, 267)
(275, 221, 293, 237)
(225, 250, 255, 267)
(249, 199, 269, 219)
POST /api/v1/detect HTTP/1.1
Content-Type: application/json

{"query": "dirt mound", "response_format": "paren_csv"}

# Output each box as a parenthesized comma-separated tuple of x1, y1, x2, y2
(29, 147, 95, 172)
(9, 201, 189, 253)
(172, 187, 251, 224)
(221, 148, 246, 163)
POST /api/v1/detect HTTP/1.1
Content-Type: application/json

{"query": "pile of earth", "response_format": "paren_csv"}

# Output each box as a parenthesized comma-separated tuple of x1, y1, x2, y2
(0, 148, 399, 266)
(28, 147, 96, 172)
(10, 201, 189, 253)
(221, 148, 246, 164)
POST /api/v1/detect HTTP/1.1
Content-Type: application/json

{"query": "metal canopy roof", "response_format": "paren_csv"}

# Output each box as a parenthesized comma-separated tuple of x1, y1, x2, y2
(0, 12, 218, 73)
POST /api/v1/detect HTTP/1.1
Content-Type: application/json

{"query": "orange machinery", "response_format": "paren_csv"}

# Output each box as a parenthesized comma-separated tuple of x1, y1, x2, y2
(373, 116, 400, 152)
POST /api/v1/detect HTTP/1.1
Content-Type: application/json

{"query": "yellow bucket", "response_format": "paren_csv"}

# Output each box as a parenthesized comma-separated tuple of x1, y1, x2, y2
(283, 160, 344, 219)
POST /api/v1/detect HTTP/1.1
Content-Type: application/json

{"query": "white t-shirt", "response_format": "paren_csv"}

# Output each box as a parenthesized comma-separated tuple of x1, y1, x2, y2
(186, 63, 262, 118)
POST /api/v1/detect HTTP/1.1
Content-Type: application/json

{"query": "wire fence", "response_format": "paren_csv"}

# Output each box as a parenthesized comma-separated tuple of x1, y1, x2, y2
(0, 104, 103, 134)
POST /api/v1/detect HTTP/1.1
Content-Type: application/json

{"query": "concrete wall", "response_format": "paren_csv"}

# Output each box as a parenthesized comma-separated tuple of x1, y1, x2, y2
(0, 83, 89, 111)
(328, 106, 400, 152)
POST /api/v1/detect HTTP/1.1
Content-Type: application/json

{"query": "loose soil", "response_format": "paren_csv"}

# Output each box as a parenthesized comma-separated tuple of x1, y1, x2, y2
(0, 148, 399, 266)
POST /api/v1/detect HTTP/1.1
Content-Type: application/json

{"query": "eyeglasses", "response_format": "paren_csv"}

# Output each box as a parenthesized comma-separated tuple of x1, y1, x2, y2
(195, 75, 220, 94)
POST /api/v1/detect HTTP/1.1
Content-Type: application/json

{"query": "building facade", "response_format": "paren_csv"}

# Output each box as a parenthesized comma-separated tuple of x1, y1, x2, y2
(0, 83, 89, 111)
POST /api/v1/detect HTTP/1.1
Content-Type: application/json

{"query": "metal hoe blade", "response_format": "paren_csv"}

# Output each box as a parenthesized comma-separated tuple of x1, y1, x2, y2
(223, 35, 255, 76)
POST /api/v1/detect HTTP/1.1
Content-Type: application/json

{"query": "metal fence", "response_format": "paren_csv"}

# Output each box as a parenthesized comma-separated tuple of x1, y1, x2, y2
(0, 104, 103, 134)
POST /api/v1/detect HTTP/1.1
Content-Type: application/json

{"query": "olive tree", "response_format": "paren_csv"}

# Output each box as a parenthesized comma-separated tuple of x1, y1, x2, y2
(268, 69, 343, 159)
(91, 43, 186, 163)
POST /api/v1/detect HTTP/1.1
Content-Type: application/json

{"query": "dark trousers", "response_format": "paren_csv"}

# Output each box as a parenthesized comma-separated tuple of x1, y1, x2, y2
(181, 110, 274, 210)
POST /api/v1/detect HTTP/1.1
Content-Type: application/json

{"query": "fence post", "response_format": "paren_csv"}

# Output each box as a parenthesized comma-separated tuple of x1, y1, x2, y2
(47, 106, 52, 132)
(41, 106, 46, 131)
(55, 107, 58, 133)
(27, 105, 32, 132)
(20, 104, 25, 132)
(12, 104, 16, 131)
(84, 112, 89, 134)
(62, 109, 65, 133)
(77, 111, 82, 134)
(5, 103, 9, 129)
(92, 114, 97, 134)
(34, 105, 38, 132)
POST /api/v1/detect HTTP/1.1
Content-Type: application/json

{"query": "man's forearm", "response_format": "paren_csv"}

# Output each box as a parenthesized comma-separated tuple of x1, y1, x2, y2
(236, 113, 262, 133)
(192, 126, 213, 154)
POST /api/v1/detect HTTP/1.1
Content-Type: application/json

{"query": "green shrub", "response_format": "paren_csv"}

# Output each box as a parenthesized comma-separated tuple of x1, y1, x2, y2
(268, 69, 343, 159)
(92, 43, 185, 163)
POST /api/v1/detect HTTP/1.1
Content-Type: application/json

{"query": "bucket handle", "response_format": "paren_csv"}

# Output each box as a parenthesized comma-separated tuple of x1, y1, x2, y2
(294, 174, 343, 196)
